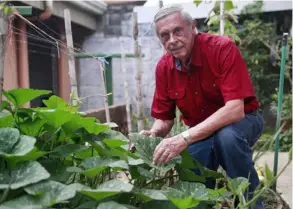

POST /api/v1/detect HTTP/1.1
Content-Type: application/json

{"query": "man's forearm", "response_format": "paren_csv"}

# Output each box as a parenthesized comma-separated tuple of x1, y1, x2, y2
(151, 119, 174, 138)
(187, 99, 245, 143)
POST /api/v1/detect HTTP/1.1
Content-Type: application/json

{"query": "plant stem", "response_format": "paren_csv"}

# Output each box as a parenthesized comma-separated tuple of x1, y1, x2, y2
(244, 160, 291, 207)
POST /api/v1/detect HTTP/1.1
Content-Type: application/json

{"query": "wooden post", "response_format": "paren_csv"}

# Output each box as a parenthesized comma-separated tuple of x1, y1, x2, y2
(132, 12, 144, 132)
(98, 61, 111, 123)
(220, 0, 225, 36)
(120, 38, 132, 133)
(0, 10, 8, 106)
(64, 9, 78, 105)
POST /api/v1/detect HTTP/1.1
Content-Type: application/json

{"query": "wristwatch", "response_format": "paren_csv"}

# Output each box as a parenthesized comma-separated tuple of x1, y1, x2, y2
(181, 130, 192, 145)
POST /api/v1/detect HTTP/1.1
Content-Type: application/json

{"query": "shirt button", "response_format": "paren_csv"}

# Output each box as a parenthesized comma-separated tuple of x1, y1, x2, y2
(194, 91, 198, 95)
(175, 92, 178, 96)
(213, 84, 216, 87)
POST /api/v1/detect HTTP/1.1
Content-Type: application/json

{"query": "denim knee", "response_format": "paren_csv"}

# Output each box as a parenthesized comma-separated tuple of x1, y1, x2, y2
(214, 125, 250, 155)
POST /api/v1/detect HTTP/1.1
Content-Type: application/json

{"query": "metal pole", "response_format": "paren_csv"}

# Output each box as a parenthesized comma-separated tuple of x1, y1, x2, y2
(220, 0, 225, 36)
(273, 32, 288, 190)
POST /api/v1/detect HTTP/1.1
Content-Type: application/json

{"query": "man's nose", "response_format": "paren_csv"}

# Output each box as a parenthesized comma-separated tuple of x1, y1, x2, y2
(169, 34, 177, 44)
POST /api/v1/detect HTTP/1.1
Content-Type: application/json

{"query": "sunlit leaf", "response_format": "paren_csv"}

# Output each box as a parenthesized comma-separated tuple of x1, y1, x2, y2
(0, 161, 50, 190)
(129, 133, 181, 173)
(3, 88, 51, 107)
(80, 179, 134, 201)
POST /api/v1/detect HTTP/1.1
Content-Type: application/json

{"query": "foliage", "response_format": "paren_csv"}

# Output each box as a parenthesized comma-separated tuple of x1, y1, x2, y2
(0, 88, 227, 208)
(0, 88, 290, 208)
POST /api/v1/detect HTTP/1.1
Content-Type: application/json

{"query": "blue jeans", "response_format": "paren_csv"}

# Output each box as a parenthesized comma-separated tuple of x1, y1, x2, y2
(187, 109, 265, 209)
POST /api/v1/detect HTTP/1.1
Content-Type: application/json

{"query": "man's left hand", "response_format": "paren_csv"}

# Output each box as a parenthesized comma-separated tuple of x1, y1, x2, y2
(153, 134, 188, 165)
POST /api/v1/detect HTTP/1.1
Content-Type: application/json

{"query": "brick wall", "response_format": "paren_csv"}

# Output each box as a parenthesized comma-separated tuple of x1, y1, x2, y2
(78, 2, 163, 124)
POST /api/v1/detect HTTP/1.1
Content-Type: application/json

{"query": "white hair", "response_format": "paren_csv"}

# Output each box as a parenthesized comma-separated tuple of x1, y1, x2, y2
(153, 4, 197, 35)
(154, 4, 193, 24)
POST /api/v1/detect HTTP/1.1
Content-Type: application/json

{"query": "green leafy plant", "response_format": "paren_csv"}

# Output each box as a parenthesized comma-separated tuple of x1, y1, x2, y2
(0, 88, 228, 209)
(0, 88, 291, 208)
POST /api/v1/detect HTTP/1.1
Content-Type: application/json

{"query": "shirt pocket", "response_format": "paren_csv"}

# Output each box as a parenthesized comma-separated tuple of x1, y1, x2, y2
(167, 88, 188, 114)
(201, 80, 223, 103)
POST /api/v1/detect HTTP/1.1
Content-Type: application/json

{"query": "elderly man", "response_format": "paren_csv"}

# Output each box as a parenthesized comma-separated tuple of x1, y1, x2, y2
(139, 4, 265, 209)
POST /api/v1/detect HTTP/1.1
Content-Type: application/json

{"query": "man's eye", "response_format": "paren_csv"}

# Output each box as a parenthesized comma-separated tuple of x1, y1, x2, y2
(162, 35, 169, 41)
(175, 28, 182, 35)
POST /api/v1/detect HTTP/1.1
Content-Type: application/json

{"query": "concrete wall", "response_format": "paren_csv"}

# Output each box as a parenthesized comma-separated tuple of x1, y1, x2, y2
(79, 2, 163, 123)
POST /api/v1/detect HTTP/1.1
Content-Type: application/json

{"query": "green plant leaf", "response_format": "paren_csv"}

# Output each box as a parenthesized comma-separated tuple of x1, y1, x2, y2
(18, 118, 46, 137)
(141, 200, 177, 209)
(50, 144, 89, 158)
(127, 157, 144, 166)
(40, 159, 73, 183)
(129, 133, 181, 173)
(3, 88, 51, 107)
(0, 112, 14, 128)
(96, 201, 138, 209)
(134, 188, 168, 201)
(42, 95, 78, 112)
(3, 135, 36, 158)
(263, 164, 274, 186)
(8, 147, 47, 165)
(0, 161, 50, 189)
(63, 115, 110, 135)
(1, 181, 85, 208)
(193, 0, 202, 6)
(71, 157, 129, 177)
(0, 127, 20, 154)
(224, 0, 236, 11)
(80, 179, 134, 201)
(103, 139, 128, 148)
(162, 181, 225, 209)
(33, 109, 75, 128)
(227, 177, 250, 196)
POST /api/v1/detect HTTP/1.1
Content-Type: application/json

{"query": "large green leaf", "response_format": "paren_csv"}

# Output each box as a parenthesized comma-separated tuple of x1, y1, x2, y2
(50, 144, 89, 158)
(1, 181, 85, 208)
(80, 179, 134, 201)
(0, 127, 20, 154)
(227, 177, 250, 196)
(18, 118, 45, 137)
(42, 95, 78, 112)
(3, 88, 51, 107)
(8, 147, 47, 165)
(163, 181, 225, 209)
(33, 108, 75, 128)
(69, 157, 129, 177)
(3, 135, 36, 158)
(0, 161, 50, 189)
(63, 115, 110, 135)
(96, 201, 138, 209)
(129, 133, 181, 173)
(40, 159, 73, 183)
(0, 112, 14, 128)
(134, 188, 168, 201)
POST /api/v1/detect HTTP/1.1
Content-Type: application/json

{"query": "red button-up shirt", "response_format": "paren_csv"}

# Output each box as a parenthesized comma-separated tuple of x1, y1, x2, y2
(151, 32, 259, 127)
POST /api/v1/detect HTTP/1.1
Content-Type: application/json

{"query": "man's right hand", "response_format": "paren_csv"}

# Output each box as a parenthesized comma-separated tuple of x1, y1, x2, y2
(129, 130, 157, 153)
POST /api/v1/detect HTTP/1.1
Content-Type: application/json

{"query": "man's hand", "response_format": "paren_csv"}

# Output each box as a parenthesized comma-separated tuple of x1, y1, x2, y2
(129, 130, 157, 153)
(153, 134, 188, 165)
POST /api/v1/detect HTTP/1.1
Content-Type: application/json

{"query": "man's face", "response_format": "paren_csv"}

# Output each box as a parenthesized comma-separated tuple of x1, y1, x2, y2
(156, 12, 195, 62)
